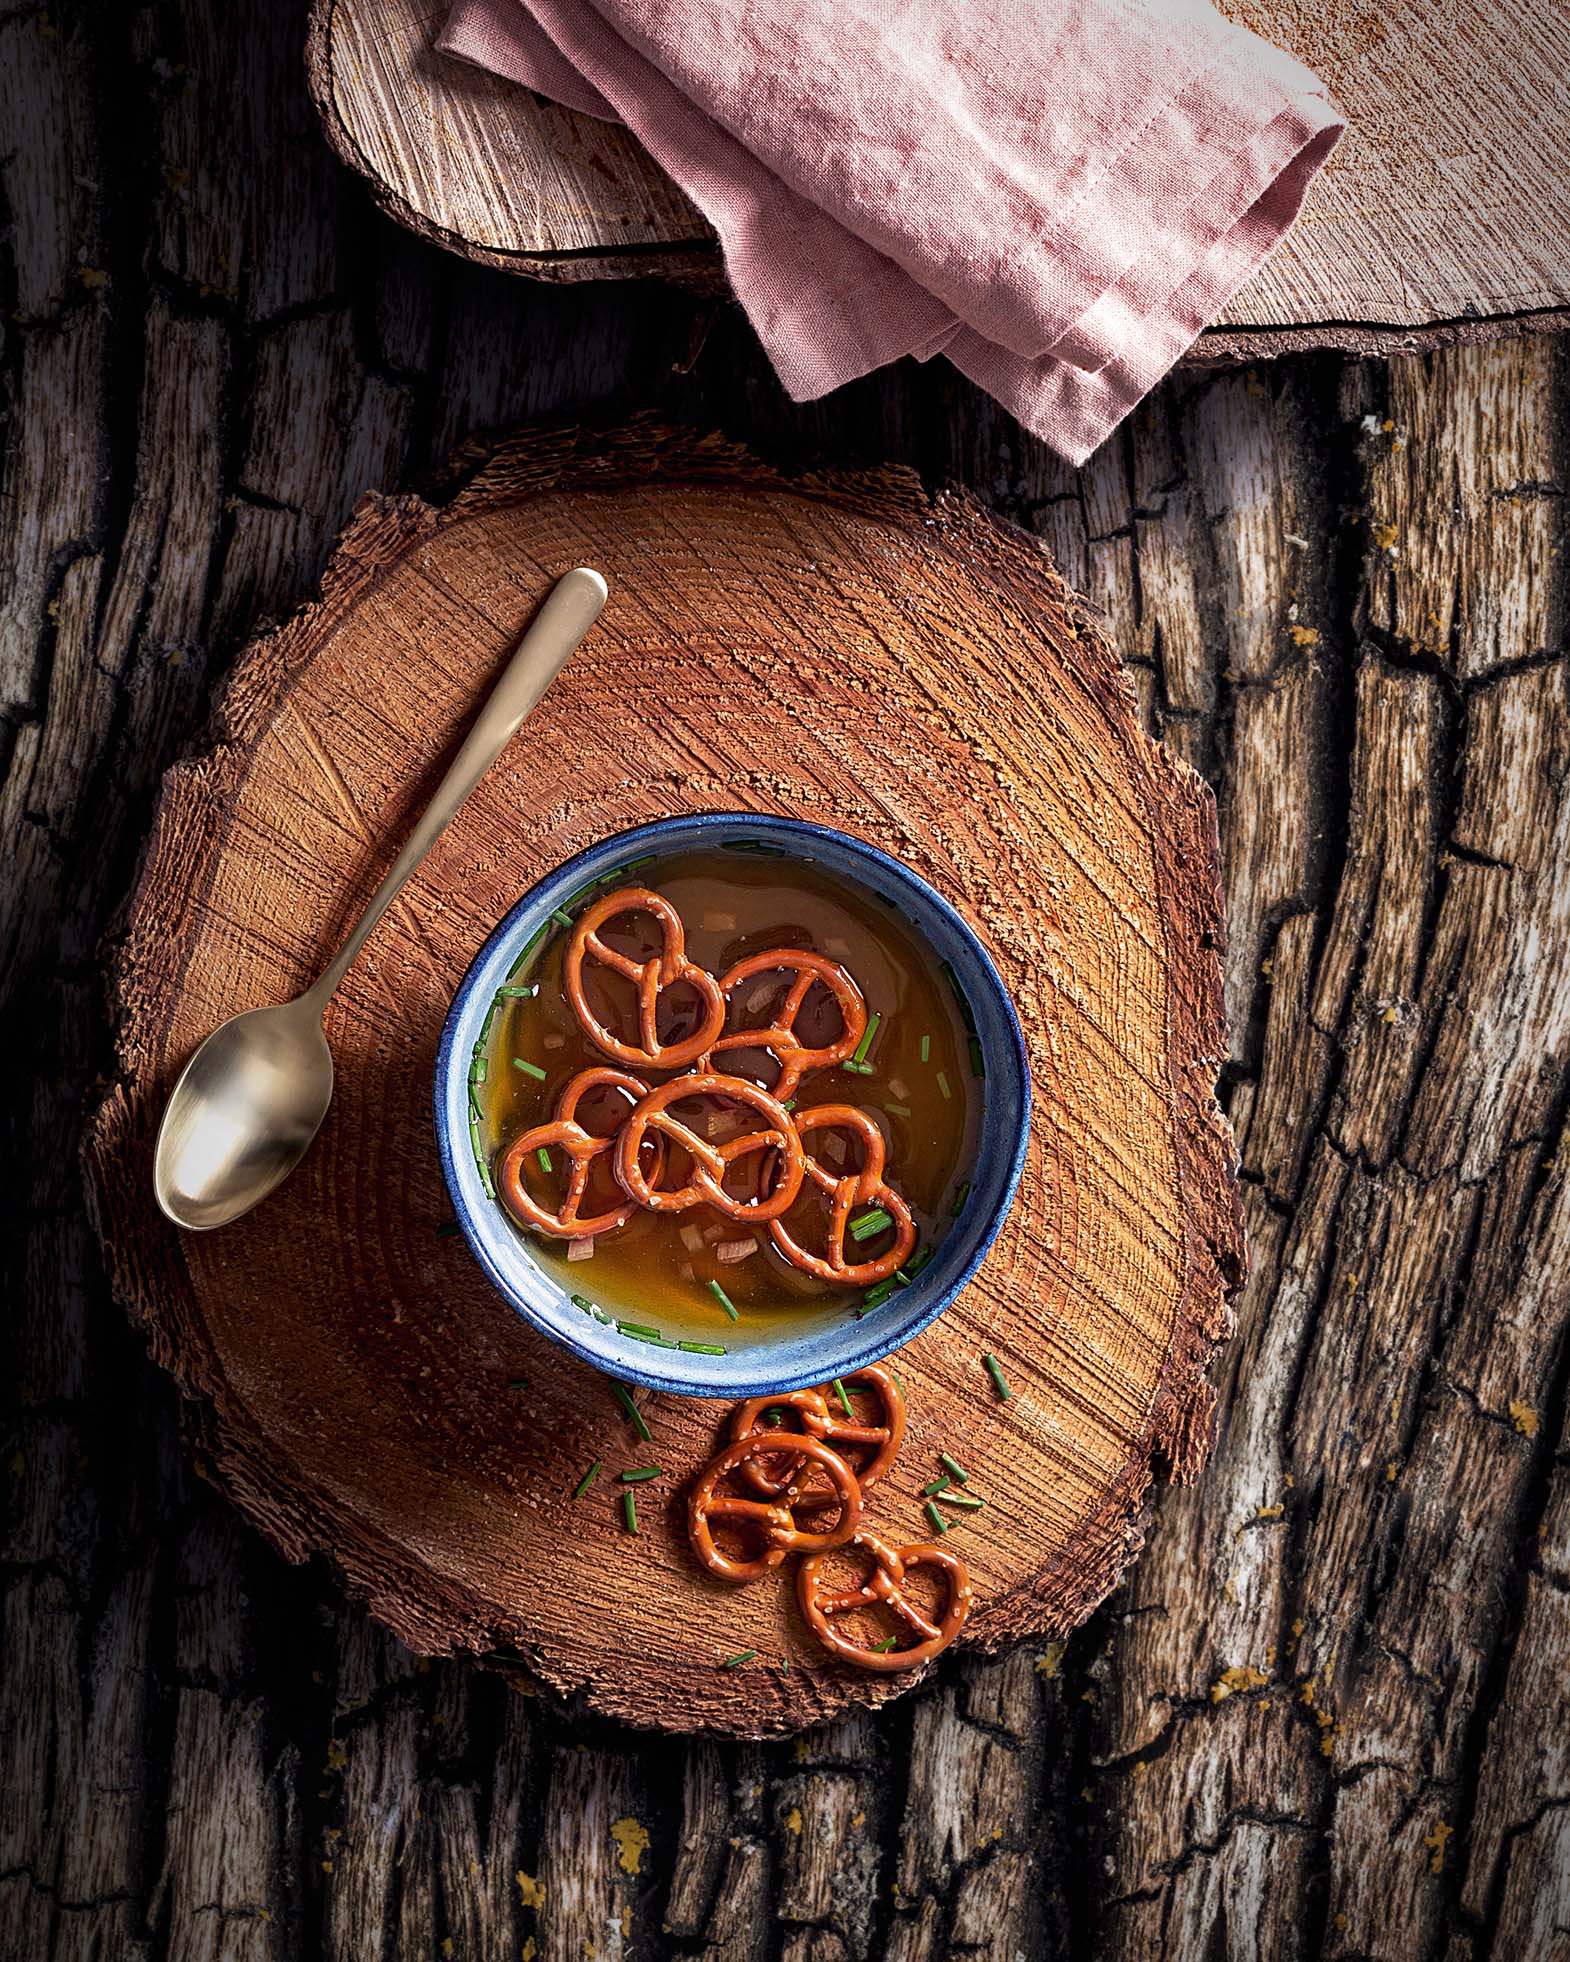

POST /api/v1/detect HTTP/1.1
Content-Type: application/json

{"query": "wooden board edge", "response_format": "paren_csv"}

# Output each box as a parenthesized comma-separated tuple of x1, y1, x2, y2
(301, 0, 723, 290)
(80, 417, 1242, 1732)
(1191, 304, 1570, 367)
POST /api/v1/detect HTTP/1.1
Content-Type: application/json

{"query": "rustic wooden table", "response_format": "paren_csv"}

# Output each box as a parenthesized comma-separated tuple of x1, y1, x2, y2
(5, 5, 1569, 1958)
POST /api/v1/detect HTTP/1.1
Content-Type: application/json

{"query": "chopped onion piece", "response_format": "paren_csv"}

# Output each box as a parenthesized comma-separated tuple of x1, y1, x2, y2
(543, 1032, 565, 1051)
(825, 937, 851, 958)
(680, 1222, 707, 1253)
(717, 1237, 757, 1264)
(566, 1237, 595, 1262)
(703, 910, 738, 931)
(888, 1077, 909, 1100)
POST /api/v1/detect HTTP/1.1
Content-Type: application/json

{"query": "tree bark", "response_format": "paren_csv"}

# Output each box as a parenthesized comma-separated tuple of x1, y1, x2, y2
(4, 3, 1568, 1957)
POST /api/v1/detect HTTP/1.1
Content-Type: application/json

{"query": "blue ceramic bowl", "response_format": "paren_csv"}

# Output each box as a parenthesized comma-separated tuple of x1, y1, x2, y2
(435, 814, 1030, 1397)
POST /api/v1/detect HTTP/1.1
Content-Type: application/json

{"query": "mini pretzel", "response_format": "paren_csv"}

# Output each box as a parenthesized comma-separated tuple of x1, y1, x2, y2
(729, 1365, 906, 1499)
(496, 1067, 662, 1239)
(615, 1073, 805, 1223)
(687, 1433, 862, 1582)
(798, 1530, 972, 1672)
(706, 950, 867, 1100)
(768, 1105, 916, 1284)
(564, 887, 726, 1071)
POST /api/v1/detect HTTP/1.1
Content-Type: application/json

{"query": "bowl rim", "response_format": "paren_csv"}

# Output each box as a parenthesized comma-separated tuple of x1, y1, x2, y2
(434, 812, 1032, 1397)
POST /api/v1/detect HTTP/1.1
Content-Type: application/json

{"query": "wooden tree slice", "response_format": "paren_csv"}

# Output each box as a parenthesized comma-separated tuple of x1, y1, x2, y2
(306, 0, 1570, 359)
(83, 418, 1243, 1735)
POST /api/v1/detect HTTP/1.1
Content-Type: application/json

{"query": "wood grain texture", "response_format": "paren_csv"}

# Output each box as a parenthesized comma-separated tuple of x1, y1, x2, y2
(82, 419, 1242, 1734)
(305, 0, 1570, 357)
(6, 0, 1570, 1951)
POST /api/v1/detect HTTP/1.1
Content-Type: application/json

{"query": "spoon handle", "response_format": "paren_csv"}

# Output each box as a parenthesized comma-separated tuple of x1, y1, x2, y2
(308, 566, 608, 1006)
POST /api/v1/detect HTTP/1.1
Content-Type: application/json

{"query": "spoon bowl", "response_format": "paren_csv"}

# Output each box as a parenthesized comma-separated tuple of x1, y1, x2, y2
(153, 998, 335, 1230)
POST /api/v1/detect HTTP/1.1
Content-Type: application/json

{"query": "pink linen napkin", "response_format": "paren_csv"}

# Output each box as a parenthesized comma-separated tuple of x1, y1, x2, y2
(439, 0, 1342, 463)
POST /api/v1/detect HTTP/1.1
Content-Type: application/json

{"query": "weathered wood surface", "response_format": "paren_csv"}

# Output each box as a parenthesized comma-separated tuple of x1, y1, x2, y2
(307, 0, 1570, 361)
(84, 421, 1242, 1733)
(4, 1, 1569, 1955)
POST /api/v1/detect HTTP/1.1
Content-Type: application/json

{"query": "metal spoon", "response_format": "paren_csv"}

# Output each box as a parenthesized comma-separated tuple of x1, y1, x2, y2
(153, 565, 609, 1231)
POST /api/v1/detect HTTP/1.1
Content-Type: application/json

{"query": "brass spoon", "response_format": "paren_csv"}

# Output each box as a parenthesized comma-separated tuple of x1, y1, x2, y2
(152, 565, 608, 1231)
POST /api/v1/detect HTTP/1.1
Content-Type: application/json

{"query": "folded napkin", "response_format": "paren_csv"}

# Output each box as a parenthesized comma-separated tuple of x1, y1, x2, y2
(440, 0, 1342, 463)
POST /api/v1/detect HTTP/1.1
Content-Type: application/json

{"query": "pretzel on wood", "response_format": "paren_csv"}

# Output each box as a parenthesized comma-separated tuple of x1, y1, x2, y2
(706, 950, 867, 1100)
(687, 1432, 862, 1582)
(615, 1073, 805, 1222)
(729, 1364, 906, 1499)
(767, 1105, 916, 1284)
(797, 1530, 972, 1671)
(564, 887, 725, 1070)
(495, 1067, 662, 1239)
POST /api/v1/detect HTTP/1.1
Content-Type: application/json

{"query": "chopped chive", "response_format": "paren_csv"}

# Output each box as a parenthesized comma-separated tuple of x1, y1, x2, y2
(617, 854, 657, 874)
(678, 1340, 727, 1355)
(920, 1034, 932, 1064)
(951, 1181, 971, 1216)
(617, 1319, 663, 1342)
(572, 1460, 602, 1499)
(921, 1476, 953, 1496)
(969, 1037, 986, 1079)
(477, 1001, 498, 1046)
(535, 1145, 553, 1174)
(924, 1500, 950, 1536)
(619, 1466, 664, 1483)
(720, 1649, 759, 1668)
(707, 1280, 739, 1322)
(936, 1070, 952, 1101)
(612, 1382, 651, 1441)
(941, 1491, 986, 1511)
(622, 1490, 638, 1533)
(842, 1059, 875, 1076)
(512, 1057, 547, 1080)
(721, 840, 782, 855)
(860, 1279, 898, 1311)
(506, 927, 546, 978)
(436, 1219, 461, 1239)
(570, 1292, 596, 1312)
(495, 982, 538, 999)
(907, 1248, 935, 1277)
(781, 1098, 798, 1111)
(939, 1452, 969, 1484)
(849, 1207, 894, 1242)
(469, 1118, 495, 1199)
(833, 1378, 854, 1418)
(851, 1011, 883, 1066)
(764, 1408, 785, 1426)
(886, 1103, 912, 1117)
(872, 1636, 899, 1653)
(550, 907, 574, 927)
(469, 1054, 489, 1085)
(983, 1353, 1012, 1403)
(780, 1657, 790, 1676)
(890, 1368, 904, 1393)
